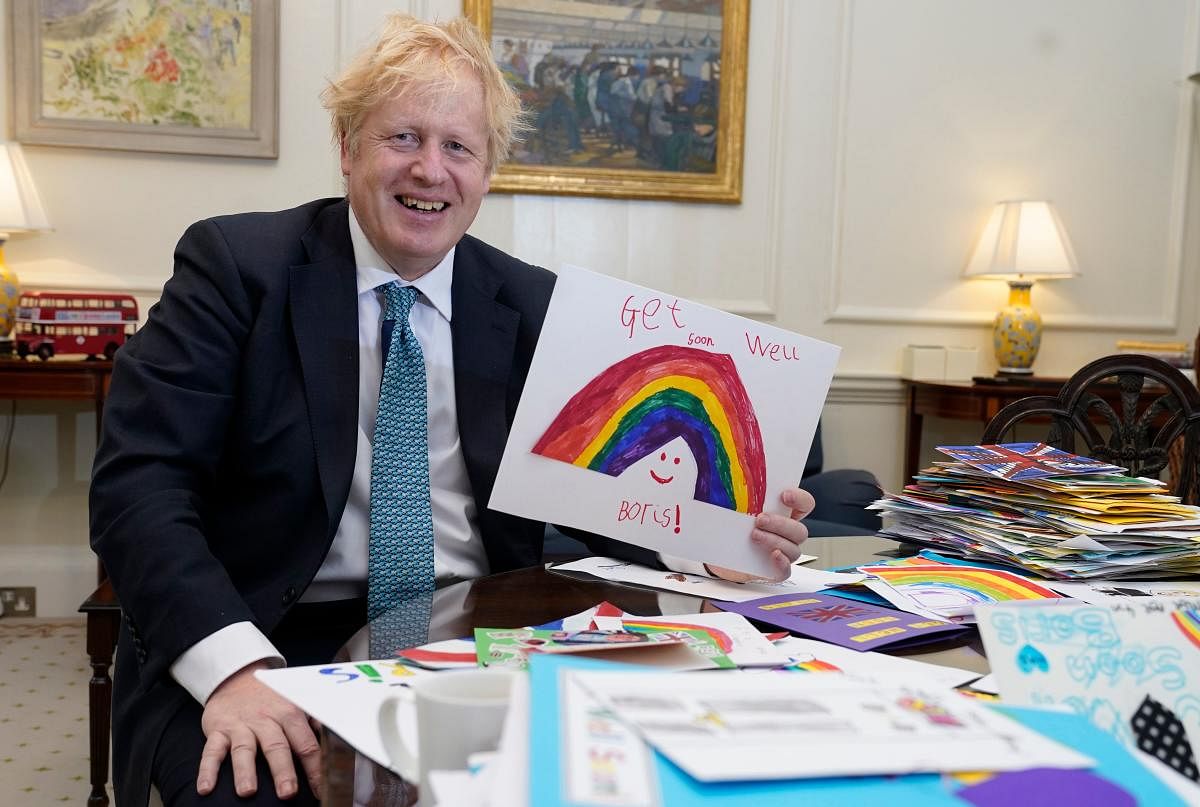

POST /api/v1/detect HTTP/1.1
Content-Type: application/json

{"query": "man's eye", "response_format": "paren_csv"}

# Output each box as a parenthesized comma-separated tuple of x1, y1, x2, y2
(446, 141, 466, 152)
(393, 132, 417, 144)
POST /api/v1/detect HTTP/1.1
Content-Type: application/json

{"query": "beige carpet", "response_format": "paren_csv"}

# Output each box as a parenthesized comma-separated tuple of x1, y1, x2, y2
(0, 617, 108, 805)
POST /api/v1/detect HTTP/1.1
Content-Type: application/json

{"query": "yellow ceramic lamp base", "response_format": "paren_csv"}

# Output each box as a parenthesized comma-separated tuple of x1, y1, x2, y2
(993, 280, 1041, 374)
(0, 242, 18, 341)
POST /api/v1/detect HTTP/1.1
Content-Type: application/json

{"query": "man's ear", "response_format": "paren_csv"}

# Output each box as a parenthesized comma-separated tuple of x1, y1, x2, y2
(339, 136, 352, 176)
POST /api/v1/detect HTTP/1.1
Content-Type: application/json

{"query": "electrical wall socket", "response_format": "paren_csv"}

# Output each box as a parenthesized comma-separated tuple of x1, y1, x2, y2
(0, 587, 36, 618)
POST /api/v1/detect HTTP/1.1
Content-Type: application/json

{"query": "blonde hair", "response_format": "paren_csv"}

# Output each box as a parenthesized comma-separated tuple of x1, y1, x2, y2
(321, 15, 524, 172)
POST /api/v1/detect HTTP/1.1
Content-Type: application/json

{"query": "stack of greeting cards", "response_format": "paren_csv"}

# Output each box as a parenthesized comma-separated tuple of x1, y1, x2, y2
(870, 443, 1200, 579)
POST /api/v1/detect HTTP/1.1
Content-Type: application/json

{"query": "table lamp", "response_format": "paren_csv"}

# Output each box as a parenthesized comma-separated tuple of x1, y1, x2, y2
(963, 200, 1078, 375)
(0, 142, 51, 356)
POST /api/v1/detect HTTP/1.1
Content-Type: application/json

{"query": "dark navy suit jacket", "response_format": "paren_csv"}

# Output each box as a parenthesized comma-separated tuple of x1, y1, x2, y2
(90, 197, 651, 805)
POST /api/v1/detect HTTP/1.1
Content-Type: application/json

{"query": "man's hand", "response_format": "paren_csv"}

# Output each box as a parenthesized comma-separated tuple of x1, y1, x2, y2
(198, 660, 322, 800)
(706, 487, 815, 583)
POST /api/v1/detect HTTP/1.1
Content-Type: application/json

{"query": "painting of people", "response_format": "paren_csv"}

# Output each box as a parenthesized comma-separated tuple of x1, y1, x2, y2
(466, 0, 747, 202)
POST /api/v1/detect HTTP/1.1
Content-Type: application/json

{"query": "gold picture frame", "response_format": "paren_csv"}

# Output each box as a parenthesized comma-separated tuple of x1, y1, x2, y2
(465, 0, 748, 203)
(10, 0, 279, 159)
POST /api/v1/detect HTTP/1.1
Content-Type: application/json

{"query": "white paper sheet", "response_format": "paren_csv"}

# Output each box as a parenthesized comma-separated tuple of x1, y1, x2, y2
(1047, 579, 1200, 604)
(592, 611, 790, 668)
(769, 636, 982, 688)
(256, 660, 429, 775)
(562, 671, 660, 805)
(482, 673, 530, 807)
(553, 555, 863, 602)
(977, 596, 1200, 784)
(571, 669, 1093, 782)
(490, 266, 841, 579)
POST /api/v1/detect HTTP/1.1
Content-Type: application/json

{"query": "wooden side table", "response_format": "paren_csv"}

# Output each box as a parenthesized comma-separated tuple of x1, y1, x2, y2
(0, 357, 113, 437)
(903, 378, 1068, 480)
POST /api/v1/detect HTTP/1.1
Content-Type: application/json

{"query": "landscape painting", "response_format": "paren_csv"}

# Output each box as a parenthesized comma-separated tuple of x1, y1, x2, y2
(12, 0, 278, 158)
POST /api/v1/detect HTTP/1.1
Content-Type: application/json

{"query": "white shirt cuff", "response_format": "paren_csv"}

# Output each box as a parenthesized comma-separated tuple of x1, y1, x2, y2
(169, 622, 285, 705)
(657, 552, 712, 577)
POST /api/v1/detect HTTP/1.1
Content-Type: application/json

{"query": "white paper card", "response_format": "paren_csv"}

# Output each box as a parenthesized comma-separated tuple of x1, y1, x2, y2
(571, 669, 1092, 782)
(600, 611, 791, 668)
(490, 266, 840, 579)
(770, 636, 982, 689)
(552, 556, 863, 602)
(977, 597, 1200, 783)
(256, 660, 431, 774)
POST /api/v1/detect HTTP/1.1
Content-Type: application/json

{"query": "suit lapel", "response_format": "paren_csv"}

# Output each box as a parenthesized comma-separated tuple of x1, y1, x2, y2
(451, 240, 520, 507)
(291, 200, 360, 530)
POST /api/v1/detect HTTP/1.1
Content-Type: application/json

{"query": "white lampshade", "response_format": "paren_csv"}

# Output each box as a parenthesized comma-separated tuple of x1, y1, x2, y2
(963, 200, 1078, 281)
(0, 142, 51, 237)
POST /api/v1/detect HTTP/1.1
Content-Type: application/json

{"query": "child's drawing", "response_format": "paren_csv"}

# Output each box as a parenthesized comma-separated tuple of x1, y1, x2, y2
(532, 344, 766, 514)
(489, 265, 840, 577)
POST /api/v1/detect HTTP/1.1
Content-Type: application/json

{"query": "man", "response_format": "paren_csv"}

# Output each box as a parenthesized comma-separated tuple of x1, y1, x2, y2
(90, 15, 814, 807)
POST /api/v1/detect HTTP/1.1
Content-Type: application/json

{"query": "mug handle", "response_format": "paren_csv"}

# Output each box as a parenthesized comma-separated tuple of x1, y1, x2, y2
(377, 696, 419, 783)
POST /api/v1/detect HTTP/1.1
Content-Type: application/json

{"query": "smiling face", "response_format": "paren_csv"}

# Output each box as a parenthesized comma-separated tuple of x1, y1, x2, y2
(650, 450, 682, 485)
(341, 69, 491, 280)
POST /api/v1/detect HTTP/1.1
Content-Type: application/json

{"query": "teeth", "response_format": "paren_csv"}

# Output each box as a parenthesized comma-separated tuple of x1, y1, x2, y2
(400, 196, 445, 212)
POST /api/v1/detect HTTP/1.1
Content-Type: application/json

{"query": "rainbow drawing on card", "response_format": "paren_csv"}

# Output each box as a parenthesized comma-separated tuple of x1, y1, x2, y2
(863, 565, 1061, 605)
(786, 657, 843, 673)
(532, 345, 766, 513)
(619, 619, 735, 653)
(1171, 609, 1200, 650)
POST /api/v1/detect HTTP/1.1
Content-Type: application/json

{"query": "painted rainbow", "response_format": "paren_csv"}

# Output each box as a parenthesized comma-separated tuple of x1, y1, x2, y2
(863, 565, 1061, 602)
(1171, 609, 1200, 651)
(620, 620, 735, 653)
(788, 658, 843, 673)
(532, 345, 767, 513)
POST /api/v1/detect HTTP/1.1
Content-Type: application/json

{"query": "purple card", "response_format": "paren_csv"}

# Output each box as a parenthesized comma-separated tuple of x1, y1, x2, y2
(716, 592, 968, 651)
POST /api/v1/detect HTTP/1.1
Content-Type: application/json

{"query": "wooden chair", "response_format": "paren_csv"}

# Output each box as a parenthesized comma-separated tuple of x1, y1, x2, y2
(78, 579, 120, 807)
(980, 354, 1200, 504)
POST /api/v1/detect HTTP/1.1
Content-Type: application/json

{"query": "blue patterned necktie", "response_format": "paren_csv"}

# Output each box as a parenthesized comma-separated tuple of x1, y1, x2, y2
(368, 282, 435, 621)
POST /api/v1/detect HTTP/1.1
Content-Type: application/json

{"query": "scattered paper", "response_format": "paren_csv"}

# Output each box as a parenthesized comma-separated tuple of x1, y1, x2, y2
(474, 627, 731, 671)
(256, 660, 430, 774)
(572, 668, 1093, 782)
(859, 564, 1064, 623)
(592, 611, 790, 668)
(769, 636, 981, 688)
(1046, 579, 1200, 605)
(716, 591, 968, 651)
(552, 555, 862, 602)
(396, 638, 477, 669)
(977, 597, 1200, 784)
(968, 674, 1000, 695)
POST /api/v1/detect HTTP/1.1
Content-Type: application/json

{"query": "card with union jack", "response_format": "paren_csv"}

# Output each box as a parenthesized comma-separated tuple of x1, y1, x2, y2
(935, 442, 1125, 481)
(716, 591, 967, 651)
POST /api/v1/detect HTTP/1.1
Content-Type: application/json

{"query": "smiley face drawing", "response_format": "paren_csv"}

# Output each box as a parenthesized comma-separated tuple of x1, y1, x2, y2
(650, 451, 682, 485)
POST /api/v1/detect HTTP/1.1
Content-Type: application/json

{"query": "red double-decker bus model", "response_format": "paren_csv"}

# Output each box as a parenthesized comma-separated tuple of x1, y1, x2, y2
(14, 291, 139, 360)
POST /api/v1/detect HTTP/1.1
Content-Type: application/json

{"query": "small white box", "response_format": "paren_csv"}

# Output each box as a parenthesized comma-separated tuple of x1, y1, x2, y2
(902, 345, 946, 380)
(944, 346, 979, 381)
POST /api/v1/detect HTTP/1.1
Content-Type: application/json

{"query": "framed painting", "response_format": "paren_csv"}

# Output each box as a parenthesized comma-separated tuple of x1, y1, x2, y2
(10, 0, 279, 158)
(464, 0, 748, 203)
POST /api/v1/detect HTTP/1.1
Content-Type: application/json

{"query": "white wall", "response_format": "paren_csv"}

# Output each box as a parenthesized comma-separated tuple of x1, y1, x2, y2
(2, 0, 1198, 615)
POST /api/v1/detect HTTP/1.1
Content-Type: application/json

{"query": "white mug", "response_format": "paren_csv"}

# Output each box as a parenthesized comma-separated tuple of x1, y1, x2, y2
(378, 668, 517, 788)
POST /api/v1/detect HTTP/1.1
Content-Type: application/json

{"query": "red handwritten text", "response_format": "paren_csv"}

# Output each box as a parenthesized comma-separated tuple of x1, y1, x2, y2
(617, 500, 682, 534)
(620, 295, 685, 339)
(744, 332, 800, 361)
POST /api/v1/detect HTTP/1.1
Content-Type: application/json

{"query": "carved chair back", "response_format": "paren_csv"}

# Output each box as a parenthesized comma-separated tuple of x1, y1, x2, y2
(981, 354, 1200, 504)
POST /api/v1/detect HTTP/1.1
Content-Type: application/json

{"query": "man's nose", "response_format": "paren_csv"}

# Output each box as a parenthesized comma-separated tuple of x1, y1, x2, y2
(410, 145, 448, 184)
